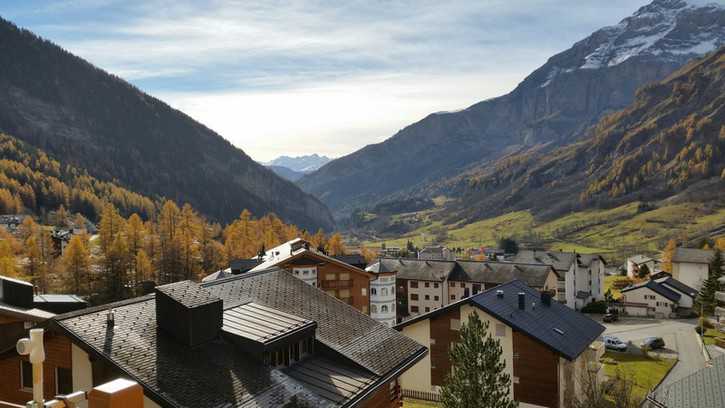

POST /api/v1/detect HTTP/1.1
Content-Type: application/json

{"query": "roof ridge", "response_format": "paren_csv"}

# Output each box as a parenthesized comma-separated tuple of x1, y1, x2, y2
(53, 294, 154, 321)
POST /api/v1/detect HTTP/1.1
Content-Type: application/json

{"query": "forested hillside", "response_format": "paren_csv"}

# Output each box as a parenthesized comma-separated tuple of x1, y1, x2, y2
(0, 17, 334, 230)
(0, 132, 157, 219)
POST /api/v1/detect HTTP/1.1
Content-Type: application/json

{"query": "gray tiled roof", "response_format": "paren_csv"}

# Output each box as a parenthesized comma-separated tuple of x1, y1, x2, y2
(651, 353, 725, 408)
(621, 280, 681, 302)
(377, 258, 455, 281)
(470, 280, 605, 360)
(672, 247, 714, 264)
(156, 280, 219, 308)
(452, 261, 557, 288)
(52, 268, 426, 408)
(510, 250, 578, 272)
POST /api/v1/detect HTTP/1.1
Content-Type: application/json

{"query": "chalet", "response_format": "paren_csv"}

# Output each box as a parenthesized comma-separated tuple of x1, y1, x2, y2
(396, 280, 605, 408)
(247, 239, 375, 315)
(0, 275, 85, 406)
(509, 250, 606, 310)
(618, 279, 683, 318)
(671, 247, 717, 290)
(418, 246, 454, 261)
(368, 258, 558, 321)
(49, 268, 427, 408)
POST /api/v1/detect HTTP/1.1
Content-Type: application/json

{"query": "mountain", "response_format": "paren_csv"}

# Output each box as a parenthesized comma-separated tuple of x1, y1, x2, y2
(266, 154, 331, 173)
(0, 18, 334, 230)
(267, 165, 306, 182)
(446, 45, 725, 223)
(299, 0, 725, 219)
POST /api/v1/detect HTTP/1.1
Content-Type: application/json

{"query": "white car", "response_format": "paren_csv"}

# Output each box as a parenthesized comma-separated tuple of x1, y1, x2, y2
(603, 335, 628, 352)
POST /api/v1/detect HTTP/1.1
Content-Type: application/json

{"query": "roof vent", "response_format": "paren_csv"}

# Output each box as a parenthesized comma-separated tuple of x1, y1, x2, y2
(496, 290, 504, 298)
(553, 328, 565, 335)
(155, 281, 222, 347)
(106, 309, 115, 327)
(518, 292, 525, 310)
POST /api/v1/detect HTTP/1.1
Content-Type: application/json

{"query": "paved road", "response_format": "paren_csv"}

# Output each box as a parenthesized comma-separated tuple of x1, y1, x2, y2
(600, 318, 706, 387)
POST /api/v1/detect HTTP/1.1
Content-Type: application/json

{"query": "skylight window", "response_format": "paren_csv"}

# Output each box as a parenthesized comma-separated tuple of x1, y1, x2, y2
(553, 328, 565, 335)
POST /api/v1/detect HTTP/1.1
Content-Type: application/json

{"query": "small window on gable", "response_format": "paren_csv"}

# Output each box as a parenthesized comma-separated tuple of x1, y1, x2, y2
(340, 273, 350, 280)
(362, 288, 367, 296)
(325, 273, 337, 281)
(410, 281, 419, 288)
(450, 319, 460, 331)
(495, 323, 506, 337)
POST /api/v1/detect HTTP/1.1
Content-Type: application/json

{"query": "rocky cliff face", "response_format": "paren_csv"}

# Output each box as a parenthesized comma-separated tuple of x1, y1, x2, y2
(0, 18, 334, 230)
(299, 0, 725, 218)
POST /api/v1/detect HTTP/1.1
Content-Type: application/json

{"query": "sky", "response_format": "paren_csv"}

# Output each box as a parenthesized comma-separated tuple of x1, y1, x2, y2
(2, 0, 652, 162)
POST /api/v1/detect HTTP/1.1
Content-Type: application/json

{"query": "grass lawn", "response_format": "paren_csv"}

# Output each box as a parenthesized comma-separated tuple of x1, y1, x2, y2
(601, 351, 676, 403)
(702, 328, 725, 346)
(403, 399, 439, 408)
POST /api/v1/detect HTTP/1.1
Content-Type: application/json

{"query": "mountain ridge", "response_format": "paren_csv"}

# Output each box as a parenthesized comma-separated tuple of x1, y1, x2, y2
(0, 17, 334, 230)
(299, 0, 725, 220)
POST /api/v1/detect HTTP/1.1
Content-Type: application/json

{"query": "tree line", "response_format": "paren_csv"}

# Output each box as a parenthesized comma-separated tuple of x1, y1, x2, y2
(2, 200, 345, 305)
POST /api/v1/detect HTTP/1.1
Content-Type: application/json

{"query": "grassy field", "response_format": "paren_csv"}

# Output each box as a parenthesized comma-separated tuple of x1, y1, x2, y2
(601, 351, 676, 403)
(703, 328, 725, 345)
(363, 201, 725, 261)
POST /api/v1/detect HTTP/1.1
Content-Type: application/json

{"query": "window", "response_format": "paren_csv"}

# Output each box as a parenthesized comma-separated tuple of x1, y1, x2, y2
(473, 284, 481, 294)
(495, 323, 506, 337)
(450, 295, 456, 300)
(411, 294, 419, 301)
(371, 304, 378, 314)
(381, 305, 389, 313)
(362, 305, 368, 314)
(410, 281, 419, 288)
(339, 289, 350, 299)
(370, 288, 377, 296)
(424, 282, 430, 288)
(434, 283, 439, 288)
(303, 270, 309, 276)
(56, 367, 72, 394)
(425, 295, 430, 300)
(460, 282, 466, 288)
(326, 290, 336, 297)
(425, 307, 430, 312)
(362, 288, 367, 296)
(411, 306, 419, 313)
(450, 319, 460, 331)
(325, 273, 337, 281)
(340, 273, 350, 280)
(20, 360, 32, 391)
(381, 288, 388, 296)
(434, 296, 439, 301)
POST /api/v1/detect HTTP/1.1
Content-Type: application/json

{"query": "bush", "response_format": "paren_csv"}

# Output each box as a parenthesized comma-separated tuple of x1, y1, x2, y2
(581, 301, 608, 314)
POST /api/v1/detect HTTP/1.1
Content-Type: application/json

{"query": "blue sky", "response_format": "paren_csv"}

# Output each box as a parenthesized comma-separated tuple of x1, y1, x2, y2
(2, 0, 651, 161)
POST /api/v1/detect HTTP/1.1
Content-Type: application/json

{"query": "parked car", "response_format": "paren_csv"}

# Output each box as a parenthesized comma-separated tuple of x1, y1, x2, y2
(603, 313, 619, 323)
(640, 337, 665, 350)
(603, 335, 628, 352)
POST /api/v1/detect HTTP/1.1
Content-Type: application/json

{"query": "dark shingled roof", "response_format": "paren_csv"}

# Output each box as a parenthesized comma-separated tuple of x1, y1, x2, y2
(651, 353, 725, 408)
(377, 258, 455, 281)
(230, 259, 263, 272)
(52, 268, 426, 408)
(509, 250, 578, 272)
(621, 280, 681, 302)
(452, 261, 558, 288)
(156, 280, 219, 308)
(397, 280, 604, 361)
(333, 254, 367, 268)
(656, 277, 698, 298)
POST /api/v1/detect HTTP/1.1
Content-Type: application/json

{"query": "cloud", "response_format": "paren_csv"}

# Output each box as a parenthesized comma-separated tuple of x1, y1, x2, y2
(3, 0, 651, 160)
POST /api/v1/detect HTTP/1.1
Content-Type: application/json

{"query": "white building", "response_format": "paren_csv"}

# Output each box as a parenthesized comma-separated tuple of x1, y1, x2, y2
(671, 247, 714, 291)
(618, 278, 691, 318)
(366, 261, 397, 327)
(626, 254, 658, 279)
(510, 250, 606, 310)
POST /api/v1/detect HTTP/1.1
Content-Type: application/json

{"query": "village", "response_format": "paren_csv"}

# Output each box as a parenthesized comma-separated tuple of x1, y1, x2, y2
(1, 210, 724, 408)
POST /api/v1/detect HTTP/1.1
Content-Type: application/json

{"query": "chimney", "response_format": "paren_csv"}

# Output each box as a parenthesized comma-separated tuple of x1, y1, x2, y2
(496, 290, 504, 298)
(518, 292, 525, 310)
(541, 292, 552, 306)
(155, 281, 222, 347)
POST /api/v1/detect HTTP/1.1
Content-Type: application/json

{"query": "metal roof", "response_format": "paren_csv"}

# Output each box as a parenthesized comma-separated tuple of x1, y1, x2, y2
(656, 277, 698, 298)
(650, 353, 725, 408)
(222, 302, 315, 346)
(672, 247, 714, 264)
(621, 280, 681, 302)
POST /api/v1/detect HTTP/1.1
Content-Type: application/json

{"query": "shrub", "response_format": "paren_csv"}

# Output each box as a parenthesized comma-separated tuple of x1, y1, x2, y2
(581, 301, 608, 314)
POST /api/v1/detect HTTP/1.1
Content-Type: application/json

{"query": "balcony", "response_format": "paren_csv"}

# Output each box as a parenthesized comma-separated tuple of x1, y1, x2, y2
(715, 291, 725, 303)
(321, 280, 352, 289)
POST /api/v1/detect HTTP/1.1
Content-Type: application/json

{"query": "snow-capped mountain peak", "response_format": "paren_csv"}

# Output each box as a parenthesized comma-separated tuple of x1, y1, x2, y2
(538, 0, 724, 88)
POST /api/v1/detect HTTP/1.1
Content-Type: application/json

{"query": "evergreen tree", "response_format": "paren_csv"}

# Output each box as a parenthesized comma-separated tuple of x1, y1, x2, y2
(440, 313, 517, 408)
(698, 249, 723, 314)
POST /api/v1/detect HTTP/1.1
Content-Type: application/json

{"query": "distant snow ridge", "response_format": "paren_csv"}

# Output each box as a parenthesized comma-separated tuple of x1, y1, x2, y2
(539, 0, 724, 88)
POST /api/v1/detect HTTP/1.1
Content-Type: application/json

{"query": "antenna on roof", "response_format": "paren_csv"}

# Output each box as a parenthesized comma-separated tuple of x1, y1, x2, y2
(106, 309, 115, 328)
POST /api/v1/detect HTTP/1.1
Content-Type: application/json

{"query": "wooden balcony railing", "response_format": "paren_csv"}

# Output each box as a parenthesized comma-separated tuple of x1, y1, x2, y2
(321, 279, 352, 289)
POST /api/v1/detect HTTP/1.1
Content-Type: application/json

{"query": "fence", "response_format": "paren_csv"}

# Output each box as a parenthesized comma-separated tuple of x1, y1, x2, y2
(401, 389, 441, 402)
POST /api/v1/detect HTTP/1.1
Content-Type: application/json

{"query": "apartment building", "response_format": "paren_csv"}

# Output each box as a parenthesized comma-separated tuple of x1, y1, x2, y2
(671, 247, 716, 291)
(510, 250, 606, 310)
(368, 258, 558, 322)
(396, 280, 605, 408)
(49, 268, 427, 408)
(365, 261, 397, 327)
(246, 239, 374, 315)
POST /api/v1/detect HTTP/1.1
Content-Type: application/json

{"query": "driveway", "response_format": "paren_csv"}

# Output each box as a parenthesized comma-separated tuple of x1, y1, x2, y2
(599, 317, 705, 387)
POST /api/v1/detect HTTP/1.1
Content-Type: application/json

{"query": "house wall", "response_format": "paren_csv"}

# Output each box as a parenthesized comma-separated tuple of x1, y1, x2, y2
(0, 332, 72, 405)
(370, 272, 396, 327)
(398, 319, 432, 393)
(512, 331, 558, 407)
(564, 265, 577, 309)
(406, 279, 445, 316)
(559, 343, 604, 408)
(621, 287, 676, 318)
(672, 262, 709, 291)
(359, 380, 401, 408)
